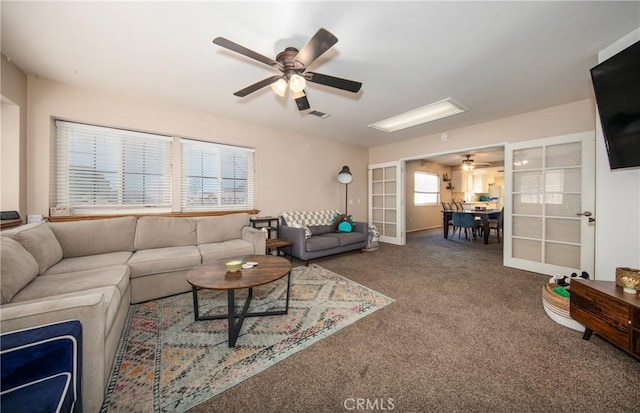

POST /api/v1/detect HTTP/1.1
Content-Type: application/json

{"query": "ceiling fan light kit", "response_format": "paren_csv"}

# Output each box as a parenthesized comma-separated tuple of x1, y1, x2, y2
(460, 154, 492, 171)
(368, 98, 467, 133)
(288, 74, 306, 93)
(213, 28, 362, 112)
(270, 78, 288, 97)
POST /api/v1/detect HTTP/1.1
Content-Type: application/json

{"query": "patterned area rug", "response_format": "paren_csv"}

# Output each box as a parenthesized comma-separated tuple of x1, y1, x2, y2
(101, 264, 394, 412)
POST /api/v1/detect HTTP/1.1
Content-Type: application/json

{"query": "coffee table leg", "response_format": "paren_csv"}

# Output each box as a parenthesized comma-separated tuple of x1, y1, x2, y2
(227, 288, 254, 347)
(284, 271, 291, 313)
(227, 290, 235, 346)
(192, 287, 200, 321)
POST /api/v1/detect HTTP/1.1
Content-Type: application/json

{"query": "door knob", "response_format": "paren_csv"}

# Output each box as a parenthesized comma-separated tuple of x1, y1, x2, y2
(576, 211, 593, 217)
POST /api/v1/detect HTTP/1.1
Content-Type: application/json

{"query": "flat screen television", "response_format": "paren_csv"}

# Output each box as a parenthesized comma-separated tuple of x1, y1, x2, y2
(590, 40, 640, 170)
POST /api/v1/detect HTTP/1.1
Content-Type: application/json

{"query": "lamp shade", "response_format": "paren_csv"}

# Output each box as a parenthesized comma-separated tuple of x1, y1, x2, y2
(337, 165, 353, 184)
(270, 78, 288, 97)
(289, 74, 306, 93)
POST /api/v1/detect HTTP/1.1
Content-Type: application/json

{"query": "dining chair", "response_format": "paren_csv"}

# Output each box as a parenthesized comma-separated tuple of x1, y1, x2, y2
(452, 212, 480, 242)
(441, 202, 455, 234)
(487, 207, 504, 243)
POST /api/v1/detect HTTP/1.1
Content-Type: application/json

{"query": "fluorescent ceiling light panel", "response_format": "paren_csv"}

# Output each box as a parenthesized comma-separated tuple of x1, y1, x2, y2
(368, 98, 467, 133)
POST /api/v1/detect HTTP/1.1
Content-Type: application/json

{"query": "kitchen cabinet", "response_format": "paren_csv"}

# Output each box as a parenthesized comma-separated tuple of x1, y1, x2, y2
(472, 175, 483, 193)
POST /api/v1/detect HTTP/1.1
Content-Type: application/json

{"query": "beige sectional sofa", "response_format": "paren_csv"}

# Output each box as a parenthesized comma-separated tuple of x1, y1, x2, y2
(0, 213, 265, 413)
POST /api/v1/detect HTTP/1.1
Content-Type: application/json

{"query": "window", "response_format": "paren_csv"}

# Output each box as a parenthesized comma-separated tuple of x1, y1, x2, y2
(181, 139, 254, 211)
(414, 172, 439, 206)
(56, 121, 172, 213)
(56, 121, 255, 214)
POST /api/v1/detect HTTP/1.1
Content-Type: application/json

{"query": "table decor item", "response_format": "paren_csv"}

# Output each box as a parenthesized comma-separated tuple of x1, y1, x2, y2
(620, 276, 639, 294)
(225, 260, 243, 272)
(615, 267, 640, 288)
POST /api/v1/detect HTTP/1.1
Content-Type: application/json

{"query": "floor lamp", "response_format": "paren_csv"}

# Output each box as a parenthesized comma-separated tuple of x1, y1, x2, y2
(337, 165, 353, 214)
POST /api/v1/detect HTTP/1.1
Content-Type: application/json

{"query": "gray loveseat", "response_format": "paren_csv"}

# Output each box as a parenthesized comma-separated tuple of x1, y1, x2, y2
(278, 210, 367, 265)
(0, 213, 265, 413)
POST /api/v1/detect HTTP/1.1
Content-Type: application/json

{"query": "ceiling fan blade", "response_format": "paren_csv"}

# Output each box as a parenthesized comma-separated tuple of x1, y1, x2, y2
(294, 92, 310, 111)
(233, 75, 282, 97)
(213, 37, 283, 70)
(295, 28, 338, 67)
(306, 72, 362, 93)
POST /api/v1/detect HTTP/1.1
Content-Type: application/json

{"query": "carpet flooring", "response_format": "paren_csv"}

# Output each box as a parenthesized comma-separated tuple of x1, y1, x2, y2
(101, 264, 393, 412)
(186, 228, 639, 413)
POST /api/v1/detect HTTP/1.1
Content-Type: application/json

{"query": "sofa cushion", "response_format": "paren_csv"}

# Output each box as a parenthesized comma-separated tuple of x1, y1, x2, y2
(127, 246, 201, 278)
(49, 216, 137, 258)
(198, 239, 255, 264)
(320, 231, 367, 246)
(196, 214, 249, 245)
(0, 238, 40, 304)
(45, 252, 134, 275)
(134, 217, 197, 250)
(308, 225, 334, 235)
(11, 223, 63, 276)
(305, 236, 340, 252)
(11, 265, 130, 304)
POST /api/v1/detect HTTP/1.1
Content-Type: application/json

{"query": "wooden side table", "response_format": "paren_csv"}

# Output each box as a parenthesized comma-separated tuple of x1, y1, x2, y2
(250, 216, 279, 239)
(570, 279, 640, 360)
(266, 238, 293, 262)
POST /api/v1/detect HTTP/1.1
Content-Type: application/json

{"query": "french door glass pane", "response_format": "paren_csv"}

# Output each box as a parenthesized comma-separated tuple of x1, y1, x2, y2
(546, 218, 580, 244)
(545, 242, 580, 268)
(513, 239, 542, 261)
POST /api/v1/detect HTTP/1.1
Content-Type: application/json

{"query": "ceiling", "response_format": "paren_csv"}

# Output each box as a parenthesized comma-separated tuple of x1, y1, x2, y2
(2, 2, 639, 149)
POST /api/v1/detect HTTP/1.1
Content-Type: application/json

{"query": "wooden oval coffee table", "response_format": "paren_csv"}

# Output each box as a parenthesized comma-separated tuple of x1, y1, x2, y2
(186, 255, 292, 347)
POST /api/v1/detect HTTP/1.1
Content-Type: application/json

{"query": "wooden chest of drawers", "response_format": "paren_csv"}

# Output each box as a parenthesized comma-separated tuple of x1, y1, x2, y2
(570, 279, 640, 360)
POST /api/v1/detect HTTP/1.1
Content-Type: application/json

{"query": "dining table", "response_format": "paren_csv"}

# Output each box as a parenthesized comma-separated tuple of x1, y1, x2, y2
(442, 209, 501, 244)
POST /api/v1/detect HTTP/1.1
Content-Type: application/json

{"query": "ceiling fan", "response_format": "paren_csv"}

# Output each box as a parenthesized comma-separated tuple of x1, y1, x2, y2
(461, 154, 491, 171)
(212, 28, 362, 111)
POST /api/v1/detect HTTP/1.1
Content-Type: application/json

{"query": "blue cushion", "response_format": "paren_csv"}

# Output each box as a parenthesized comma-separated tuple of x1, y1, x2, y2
(1, 320, 82, 413)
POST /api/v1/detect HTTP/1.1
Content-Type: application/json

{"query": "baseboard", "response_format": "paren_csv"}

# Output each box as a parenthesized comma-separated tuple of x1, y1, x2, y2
(407, 225, 443, 233)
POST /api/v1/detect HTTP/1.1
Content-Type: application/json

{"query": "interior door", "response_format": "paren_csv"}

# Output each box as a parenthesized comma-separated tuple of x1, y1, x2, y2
(369, 161, 405, 245)
(503, 132, 596, 276)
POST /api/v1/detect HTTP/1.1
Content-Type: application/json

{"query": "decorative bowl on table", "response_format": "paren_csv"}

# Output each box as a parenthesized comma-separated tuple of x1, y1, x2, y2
(225, 260, 243, 272)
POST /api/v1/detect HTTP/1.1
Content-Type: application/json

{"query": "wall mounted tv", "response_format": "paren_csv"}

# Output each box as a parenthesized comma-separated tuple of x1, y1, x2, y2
(590, 40, 640, 170)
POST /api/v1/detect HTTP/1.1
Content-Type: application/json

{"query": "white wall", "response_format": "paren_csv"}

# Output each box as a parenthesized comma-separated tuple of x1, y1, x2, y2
(594, 28, 640, 281)
(1, 101, 20, 211)
(25, 77, 369, 220)
(1, 54, 28, 218)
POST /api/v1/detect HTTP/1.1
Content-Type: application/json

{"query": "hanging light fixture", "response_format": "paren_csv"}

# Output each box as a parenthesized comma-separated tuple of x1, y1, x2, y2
(288, 74, 306, 93)
(461, 155, 475, 171)
(270, 78, 288, 97)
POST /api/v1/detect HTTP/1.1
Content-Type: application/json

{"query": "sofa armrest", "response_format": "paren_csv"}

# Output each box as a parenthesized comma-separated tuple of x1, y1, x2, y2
(278, 225, 308, 258)
(242, 226, 266, 255)
(1, 293, 109, 413)
(352, 221, 368, 234)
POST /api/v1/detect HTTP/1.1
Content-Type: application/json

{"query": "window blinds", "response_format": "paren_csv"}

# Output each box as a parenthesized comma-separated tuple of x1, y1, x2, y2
(414, 172, 439, 205)
(56, 121, 172, 212)
(181, 138, 254, 211)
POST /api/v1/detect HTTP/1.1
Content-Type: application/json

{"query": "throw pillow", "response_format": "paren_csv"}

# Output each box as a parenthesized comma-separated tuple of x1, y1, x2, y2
(331, 213, 354, 233)
(12, 223, 64, 275)
(0, 237, 40, 304)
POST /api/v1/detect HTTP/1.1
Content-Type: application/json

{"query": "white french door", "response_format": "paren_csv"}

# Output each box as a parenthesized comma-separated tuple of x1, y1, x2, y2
(503, 132, 596, 276)
(368, 161, 405, 245)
